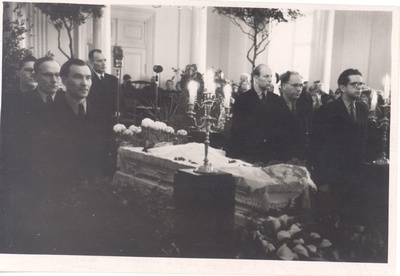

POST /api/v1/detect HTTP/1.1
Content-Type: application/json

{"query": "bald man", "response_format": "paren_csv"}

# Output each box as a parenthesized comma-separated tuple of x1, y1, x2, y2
(229, 64, 286, 164)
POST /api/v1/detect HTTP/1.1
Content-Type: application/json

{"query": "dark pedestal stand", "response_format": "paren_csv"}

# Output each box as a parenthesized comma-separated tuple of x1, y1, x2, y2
(174, 169, 235, 258)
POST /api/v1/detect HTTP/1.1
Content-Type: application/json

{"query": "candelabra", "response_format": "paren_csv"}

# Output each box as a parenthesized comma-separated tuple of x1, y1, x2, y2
(369, 100, 390, 165)
(187, 91, 217, 173)
(187, 79, 232, 174)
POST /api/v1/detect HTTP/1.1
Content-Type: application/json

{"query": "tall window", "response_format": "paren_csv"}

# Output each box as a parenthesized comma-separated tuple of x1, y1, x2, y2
(267, 9, 314, 82)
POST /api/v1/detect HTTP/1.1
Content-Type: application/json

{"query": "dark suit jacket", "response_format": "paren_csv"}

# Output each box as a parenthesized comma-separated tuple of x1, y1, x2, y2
(88, 72, 119, 115)
(9, 89, 65, 197)
(229, 89, 287, 164)
(1, 88, 25, 172)
(88, 72, 119, 173)
(20, 87, 64, 117)
(312, 97, 368, 181)
(279, 92, 314, 162)
(320, 92, 333, 106)
(19, 89, 64, 165)
(53, 94, 110, 184)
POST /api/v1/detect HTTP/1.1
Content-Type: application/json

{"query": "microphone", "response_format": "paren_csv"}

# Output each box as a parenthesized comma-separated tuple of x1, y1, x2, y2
(153, 65, 163, 73)
(113, 45, 123, 68)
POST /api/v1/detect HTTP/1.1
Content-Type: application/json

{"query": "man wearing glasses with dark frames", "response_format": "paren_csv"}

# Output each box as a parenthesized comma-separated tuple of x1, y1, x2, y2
(17, 55, 38, 93)
(3, 56, 66, 252)
(0, 56, 40, 251)
(19, 56, 65, 193)
(1, 55, 38, 169)
(312, 68, 369, 222)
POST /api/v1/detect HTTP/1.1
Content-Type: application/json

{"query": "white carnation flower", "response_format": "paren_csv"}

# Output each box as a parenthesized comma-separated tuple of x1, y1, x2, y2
(153, 121, 167, 131)
(122, 129, 134, 136)
(128, 125, 140, 133)
(123, 129, 133, 136)
(149, 121, 158, 130)
(113, 124, 126, 133)
(164, 126, 175, 134)
(152, 122, 160, 131)
(177, 129, 187, 136)
(141, 118, 154, 128)
(134, 126, 142, 134)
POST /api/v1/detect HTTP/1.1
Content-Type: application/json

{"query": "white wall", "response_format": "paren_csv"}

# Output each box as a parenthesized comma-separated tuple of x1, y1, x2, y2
(122, 5, 180, 88)
(152, 6, 180, 83)
(20, 4, 394, 92)
(330, 11, 392, 91)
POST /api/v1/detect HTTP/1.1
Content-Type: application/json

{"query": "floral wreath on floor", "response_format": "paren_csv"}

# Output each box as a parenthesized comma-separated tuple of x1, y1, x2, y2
(113, 118, 188, 151)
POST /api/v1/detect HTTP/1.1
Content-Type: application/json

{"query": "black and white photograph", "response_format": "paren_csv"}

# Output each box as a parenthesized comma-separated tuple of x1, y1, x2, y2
(0, 0, 398, 274)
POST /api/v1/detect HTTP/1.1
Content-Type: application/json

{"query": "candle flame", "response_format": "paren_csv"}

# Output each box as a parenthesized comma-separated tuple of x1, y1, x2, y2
(206, 69, 215, 95)
(370, 89, 377, 111)
(383, 74, 390, 99)
(223, 84, 232, 107)
(188, 80, 198, 104)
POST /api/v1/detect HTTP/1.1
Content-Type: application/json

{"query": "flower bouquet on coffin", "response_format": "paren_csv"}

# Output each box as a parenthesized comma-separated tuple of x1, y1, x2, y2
(113, 118, 188, 151)
(113, 123, 145, 147)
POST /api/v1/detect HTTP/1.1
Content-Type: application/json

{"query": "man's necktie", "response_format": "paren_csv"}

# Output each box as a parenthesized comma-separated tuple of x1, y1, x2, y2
(349, 103, 357, 123)
(292, 102, 296, 118)
(46, 95, 53, 104)
(78, 103, 85, 117)
(261, 92, 267, 105)
(100, 75, 104, 82)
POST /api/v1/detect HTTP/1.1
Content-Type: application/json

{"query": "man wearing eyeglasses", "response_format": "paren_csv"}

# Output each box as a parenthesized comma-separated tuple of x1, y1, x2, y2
(0, 56, 40, 252)
(1, 56, 38, 174)
(278, 71, 313, 163)
(229, 64, 285, 164)
(24, 56, 64, 106)
(20, 56, 64, 175)
(312, 68, 369, 220)
(17, 55, 38, 93)
(20, 57, 64, 131)
(4, 57, 66, 253)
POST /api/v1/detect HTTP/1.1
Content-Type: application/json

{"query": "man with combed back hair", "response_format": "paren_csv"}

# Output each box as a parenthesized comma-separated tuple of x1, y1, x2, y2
(229, 64, 287, 164)
(312, 68, 369, 222)
(88, 49, 119, 176)
(56, 59, 110, 189)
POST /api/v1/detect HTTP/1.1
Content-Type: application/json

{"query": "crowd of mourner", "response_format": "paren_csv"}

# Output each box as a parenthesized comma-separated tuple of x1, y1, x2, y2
(0, 49, 388, 254)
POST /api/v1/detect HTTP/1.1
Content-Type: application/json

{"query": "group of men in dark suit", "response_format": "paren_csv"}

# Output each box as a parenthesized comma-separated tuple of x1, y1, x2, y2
(229, 65, 370, 220)
(0, 49, 119, 253)
(229, 65, 315, 165)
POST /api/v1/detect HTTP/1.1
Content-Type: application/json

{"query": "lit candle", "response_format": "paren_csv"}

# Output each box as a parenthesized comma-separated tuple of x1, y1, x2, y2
(223, 84, 232, 107)
(206, 69, 215, 95)
(383, 74, 390, 99)
(187, 80, 198, 104)
(370, 89, 377, 111)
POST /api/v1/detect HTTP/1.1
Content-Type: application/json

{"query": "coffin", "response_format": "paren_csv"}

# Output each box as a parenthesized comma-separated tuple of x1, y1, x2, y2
(113, 143, 316, 226)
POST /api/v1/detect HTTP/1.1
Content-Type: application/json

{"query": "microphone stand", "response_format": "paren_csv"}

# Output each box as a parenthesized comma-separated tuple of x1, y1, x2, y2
(113, 45, 123, 123)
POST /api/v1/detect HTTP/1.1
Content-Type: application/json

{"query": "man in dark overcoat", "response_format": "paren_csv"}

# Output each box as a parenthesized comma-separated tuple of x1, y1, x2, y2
(312, 68, 369, 221)
(278, 71, 314, 163)
(88, 49, 119, 176)
(229, 64, 287, 164)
